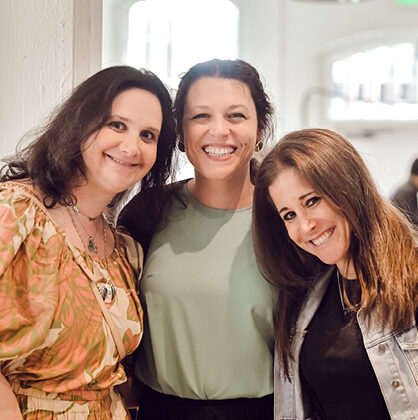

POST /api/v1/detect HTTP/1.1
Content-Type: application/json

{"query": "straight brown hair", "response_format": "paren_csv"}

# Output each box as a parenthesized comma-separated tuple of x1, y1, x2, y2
(253, 128, 417, 378)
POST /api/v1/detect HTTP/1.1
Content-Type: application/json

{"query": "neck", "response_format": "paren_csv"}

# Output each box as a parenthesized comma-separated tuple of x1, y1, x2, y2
(337, 259, 357, 280)
(189, 170, 254, 209)
(70, 184, 113, 219)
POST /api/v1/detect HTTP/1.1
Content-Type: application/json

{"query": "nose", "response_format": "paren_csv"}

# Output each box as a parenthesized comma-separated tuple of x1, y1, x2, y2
(300, 216, 316, 233)
(209, 117, 230, 138)
(120, 132, 140, 156)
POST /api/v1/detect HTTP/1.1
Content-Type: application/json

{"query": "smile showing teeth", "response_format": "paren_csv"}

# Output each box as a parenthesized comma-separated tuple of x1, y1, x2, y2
(203, 146, 235, 157)
(107, 155, 137, 167)
(311, 228, 333, 246)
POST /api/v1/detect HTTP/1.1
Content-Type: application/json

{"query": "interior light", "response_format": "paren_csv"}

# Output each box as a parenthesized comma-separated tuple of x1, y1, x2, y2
(397, 0, 418, 4)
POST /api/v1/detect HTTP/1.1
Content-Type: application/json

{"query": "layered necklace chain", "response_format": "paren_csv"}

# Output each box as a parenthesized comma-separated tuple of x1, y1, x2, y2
(70, 204, 100, 253)
(336, 270, 352, 316)
(71, 204, 99, 222)
(67, 204, 116, 303)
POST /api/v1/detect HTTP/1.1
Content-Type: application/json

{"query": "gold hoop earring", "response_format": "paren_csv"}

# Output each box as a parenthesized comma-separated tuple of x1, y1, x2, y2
(255, 140, 264, 152)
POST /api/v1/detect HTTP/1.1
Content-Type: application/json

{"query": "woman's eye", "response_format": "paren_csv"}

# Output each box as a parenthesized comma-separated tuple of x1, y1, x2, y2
(141, 130, 156, 142)
(229, 112, 246, 119)
(109, 121, 126, 131)
(306, 196, 320, 207)
(192, 113, 210, 120)
(283, 211, 296, 221)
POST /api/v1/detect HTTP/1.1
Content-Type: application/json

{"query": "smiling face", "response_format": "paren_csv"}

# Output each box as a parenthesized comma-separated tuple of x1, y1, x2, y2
(81, 88, 162, 200)
(182, 77, 259, 183)
(268, 167, 354, 277)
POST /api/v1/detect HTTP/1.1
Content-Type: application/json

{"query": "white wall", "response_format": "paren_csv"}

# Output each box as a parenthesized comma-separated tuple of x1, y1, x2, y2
(2, 0, 417, 196)
(279, 0, 418, 196)
(235, 0, 283, 112)
(0, 0, 102, 160)
(0, 0, 73, 158)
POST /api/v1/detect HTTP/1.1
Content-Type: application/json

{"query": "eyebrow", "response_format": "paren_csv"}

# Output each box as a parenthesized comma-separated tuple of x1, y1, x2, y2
(186, 106, 210, 114)
(187, 104, 249, 111)
(278, 191, 315, 214)
(228, 104, 248, 109)
(112, 114, 130, 123)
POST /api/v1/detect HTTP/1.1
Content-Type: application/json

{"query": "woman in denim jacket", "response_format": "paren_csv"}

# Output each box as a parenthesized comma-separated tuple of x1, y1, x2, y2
(253, 129, 417, 420)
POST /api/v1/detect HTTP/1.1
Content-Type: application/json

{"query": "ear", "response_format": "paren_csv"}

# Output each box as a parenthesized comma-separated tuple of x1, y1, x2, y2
(254, 128, 265, 152)
(254, 139, 264, 152)
(177, 137, 185, 152)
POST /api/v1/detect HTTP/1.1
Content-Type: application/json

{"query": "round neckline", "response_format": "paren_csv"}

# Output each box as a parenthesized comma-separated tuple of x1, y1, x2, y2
(183, 181, 252, 213)
(337, 269, 358, 282)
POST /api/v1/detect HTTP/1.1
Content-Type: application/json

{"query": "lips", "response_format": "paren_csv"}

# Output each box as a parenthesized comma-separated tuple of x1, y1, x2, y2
(202, 145, 236, 157)
(310, 227, 334, 246)
(106, 154, 138, 167)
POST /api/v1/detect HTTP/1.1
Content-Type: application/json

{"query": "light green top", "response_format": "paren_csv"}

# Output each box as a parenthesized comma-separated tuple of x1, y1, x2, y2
(135, 184, 275, 399)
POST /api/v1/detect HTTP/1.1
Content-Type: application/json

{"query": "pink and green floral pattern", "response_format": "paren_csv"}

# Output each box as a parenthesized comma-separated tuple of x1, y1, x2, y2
(0, 183, 143, 419)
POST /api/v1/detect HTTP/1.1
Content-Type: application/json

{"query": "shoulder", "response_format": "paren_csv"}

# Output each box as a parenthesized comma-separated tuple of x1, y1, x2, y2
(0, 181, 52, 229)
(392, 180, 415, 200)
(0, 181, 64, 262)
(117, 180, 189, 252)
(0, 185, 63, 357)
(306, 266, 335, 301)
(120, 180, 188, 222)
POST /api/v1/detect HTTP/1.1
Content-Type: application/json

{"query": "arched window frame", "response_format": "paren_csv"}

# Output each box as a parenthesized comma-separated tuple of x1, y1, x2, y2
(319, 28, 418, 130)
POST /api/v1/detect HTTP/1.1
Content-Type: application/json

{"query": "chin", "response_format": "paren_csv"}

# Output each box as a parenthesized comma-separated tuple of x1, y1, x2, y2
(315, 253, 342, 266)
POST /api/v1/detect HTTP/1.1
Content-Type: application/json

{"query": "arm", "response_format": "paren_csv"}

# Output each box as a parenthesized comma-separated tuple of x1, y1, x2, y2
(0, 373, 22, 419)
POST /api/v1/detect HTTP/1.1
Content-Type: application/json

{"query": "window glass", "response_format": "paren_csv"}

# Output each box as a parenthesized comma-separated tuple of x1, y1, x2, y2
(329, 43, 418, 121)
(127, 0, 239, 89)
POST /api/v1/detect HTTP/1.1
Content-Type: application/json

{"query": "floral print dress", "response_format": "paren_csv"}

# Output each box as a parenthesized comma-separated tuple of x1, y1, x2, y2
(0, 182, 143, 419)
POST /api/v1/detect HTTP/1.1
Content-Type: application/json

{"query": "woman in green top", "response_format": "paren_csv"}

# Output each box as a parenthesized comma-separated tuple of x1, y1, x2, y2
(118, 59, 276, 420)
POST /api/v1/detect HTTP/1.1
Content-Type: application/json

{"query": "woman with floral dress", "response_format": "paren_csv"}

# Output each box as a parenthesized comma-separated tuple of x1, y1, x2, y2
(0, 65, 176, 419)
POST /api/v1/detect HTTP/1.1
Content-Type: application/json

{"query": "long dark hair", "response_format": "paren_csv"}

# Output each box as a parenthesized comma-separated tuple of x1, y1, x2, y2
(1, 66, 176, 209)
(253, 128, 417, 378)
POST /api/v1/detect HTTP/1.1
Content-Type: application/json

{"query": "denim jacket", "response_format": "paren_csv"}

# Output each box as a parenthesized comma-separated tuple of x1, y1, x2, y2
(274, 266, 418, 420)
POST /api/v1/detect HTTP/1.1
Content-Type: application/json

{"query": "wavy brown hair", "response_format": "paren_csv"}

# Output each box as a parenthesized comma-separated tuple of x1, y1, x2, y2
(1, 66, 176, 209)
(253, 128, 417, 378)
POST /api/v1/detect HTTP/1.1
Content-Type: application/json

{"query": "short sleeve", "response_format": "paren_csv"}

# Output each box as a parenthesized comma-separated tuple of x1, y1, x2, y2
(0, 187, 63, 366)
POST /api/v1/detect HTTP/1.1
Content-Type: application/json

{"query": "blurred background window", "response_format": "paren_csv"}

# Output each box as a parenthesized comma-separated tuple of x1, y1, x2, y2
(329, 42, 418, 121)
(126, 0, 239, 88)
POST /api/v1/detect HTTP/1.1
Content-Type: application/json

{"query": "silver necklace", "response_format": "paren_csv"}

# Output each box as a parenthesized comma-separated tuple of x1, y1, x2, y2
(69, 206, 99, 253)
(71, 204, 100, 222)
(336, 270, 352, 315)
(96, 221, 116, 303)
(67, 207, 116, 303)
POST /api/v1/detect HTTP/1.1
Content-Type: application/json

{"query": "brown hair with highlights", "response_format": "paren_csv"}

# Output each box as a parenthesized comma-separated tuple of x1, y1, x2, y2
(253, 128, 417, 378)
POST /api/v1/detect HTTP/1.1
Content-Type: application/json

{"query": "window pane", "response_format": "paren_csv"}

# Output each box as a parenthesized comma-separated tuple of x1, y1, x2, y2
(127, 0, 239, 89)
(329, 42, 418, 121)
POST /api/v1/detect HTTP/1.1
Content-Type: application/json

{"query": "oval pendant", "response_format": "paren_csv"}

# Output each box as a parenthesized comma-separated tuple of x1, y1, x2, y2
(97, 281, 116, 303)
(88, 236, 98, 253)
